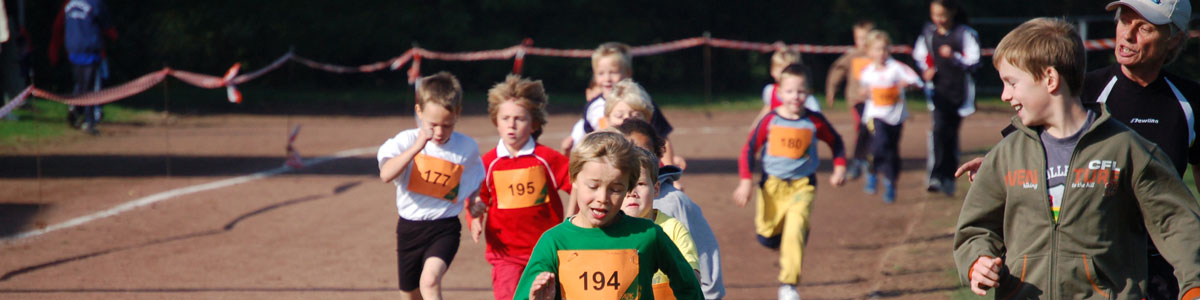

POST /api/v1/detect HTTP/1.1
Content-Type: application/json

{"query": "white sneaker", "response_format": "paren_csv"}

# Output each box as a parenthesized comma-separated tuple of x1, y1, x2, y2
(778, 284, 800, 300)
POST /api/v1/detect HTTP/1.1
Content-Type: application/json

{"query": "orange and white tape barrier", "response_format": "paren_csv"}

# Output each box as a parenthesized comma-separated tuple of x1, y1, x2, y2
(3, 30, 1196, 120)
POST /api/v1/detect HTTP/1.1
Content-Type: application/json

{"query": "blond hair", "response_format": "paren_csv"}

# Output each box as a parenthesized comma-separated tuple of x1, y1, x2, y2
(864, 29, 891, 48)
(416, 72, 463, 114)
(771, 47, 803, 68)
(604, 79, 655, 120)
(569, 131, 641, 190)
(631, 146, 660, 185)
(487, 74, 550, 137)
(592, 42, 633, 77)
(993, 18, 1085, 97)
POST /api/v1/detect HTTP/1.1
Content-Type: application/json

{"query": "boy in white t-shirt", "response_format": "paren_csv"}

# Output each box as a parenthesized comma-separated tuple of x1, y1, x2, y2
(858, 30, 924, 203)
(377, 71, 486, 300)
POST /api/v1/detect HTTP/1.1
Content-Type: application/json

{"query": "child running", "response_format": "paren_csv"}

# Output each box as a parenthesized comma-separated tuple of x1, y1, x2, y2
(562, 42, 682, 167)
(858, 29, 924, 203)
(954, 18, 1200, 299)
(616, 119, 726, 299)
(751, 46, 822, 130)
(466, 75, 571, 300)
(515, 131, 702, 300)
(377, 72, 486, 300)
(620, 146, 702, 299)
(733, 64, 847, 300)
(825, 20, 877, 180)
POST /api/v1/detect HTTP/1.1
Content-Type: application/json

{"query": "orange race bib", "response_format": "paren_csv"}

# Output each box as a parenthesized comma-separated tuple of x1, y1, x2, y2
(850, 57, 871, 81)
(493, 165, 550, 209)
(767, 125, 813, 159)
(871, 86, 901, 106)
(558, 249, 640, 300)
(652, 282, 677, 300)
(407, 154, 465, 202)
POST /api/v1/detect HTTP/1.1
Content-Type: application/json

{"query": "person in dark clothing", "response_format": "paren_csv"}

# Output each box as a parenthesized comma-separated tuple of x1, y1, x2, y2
(912, 0, 980, 196)
(58, 0, 115, 134)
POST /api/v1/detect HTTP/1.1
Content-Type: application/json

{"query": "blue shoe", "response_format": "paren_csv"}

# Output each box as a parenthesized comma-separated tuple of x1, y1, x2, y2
(864, 174, 878, 195)
(883, 179, 896, 204)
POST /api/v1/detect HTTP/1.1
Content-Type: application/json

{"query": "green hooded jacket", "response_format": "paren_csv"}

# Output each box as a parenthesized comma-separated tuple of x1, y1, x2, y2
(955, 107, 1200, 300)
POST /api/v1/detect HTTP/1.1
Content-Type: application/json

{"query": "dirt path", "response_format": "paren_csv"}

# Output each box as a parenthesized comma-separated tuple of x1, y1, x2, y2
(0, 106, 1011, 299)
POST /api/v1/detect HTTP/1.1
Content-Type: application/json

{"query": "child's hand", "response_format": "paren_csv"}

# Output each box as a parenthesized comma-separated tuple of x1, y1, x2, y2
(969, 256, 1004, 296)
(469, 217, 484, 244)
(923, 68, 937, 82)
(415, 125, 433, 145)
(529, 272, 557, 300)
(830, 164, 847, 187)
(732, 180, 754, 207)
(938, 44, 954, 58)
(955, 157, 984, 182)
(560, 137, 574, 154)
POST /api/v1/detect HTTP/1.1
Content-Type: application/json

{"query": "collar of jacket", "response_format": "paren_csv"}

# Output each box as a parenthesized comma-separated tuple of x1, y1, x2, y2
(1009, 102, 1112, 141)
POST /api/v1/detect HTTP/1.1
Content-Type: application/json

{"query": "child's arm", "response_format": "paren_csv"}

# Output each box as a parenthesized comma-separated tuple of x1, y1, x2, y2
(379, 128, 432, 183)
(654, 227, 704, 300)
(826, 53, 853, 107)
(1134, 147, 1200, 297)
(733, 114, 773, 207)
(552, 152, 577, 217)
(953, 150, 1009, 294)
(897, 63, 926, 91)
(912, 31, 936, 81)
(810, 112, 848, 187)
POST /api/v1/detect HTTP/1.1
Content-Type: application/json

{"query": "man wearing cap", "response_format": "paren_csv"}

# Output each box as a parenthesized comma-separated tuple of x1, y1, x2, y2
(956, 0, 1200, 298)
(1088, 1, 1200, 299)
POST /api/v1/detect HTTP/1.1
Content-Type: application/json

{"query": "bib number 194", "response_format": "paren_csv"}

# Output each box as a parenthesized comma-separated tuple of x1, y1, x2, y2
(578, 271, 620, 291)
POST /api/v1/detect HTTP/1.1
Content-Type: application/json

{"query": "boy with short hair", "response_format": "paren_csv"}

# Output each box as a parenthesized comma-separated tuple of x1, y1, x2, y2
(563, 42, 681, 166)
(620, 146, 702, 299)
(858, 29, 924, 203)
(751, 46, 822, 130)
(515, 131, 702, 300)
(466, 75, 571, 300)
(954, 18, 1200, 299)
(616, 119, 727, 299)
(733, 64, 847, 300)
(377, 72, 486, 300)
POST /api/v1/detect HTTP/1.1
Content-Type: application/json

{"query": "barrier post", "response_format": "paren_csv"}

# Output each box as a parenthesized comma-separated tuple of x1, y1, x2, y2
(703, 31, 712, 107)
(513, 38, 533, 75)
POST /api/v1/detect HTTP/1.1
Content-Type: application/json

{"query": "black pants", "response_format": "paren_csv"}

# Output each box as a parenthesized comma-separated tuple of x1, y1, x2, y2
(870, 119, 902, 182)
(929, 109, 962, 183)
(71, 62, 100, 127)
(851, 102, 872, 162)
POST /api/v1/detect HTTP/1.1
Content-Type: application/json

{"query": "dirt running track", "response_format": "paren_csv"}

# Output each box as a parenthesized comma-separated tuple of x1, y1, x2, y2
(0, 105, 1012, 299)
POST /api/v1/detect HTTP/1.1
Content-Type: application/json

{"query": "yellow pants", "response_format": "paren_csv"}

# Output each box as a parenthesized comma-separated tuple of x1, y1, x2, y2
(755, 176, 816, 284)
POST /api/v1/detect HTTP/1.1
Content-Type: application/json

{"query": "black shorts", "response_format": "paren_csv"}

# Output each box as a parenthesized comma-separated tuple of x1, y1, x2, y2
(395, 216, 461, 291)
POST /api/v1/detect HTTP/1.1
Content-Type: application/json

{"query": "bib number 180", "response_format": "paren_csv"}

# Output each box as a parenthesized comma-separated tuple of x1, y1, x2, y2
(578, 271, 620, 291)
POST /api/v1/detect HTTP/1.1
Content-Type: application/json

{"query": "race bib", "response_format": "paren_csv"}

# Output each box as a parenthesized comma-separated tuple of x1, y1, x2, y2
(850, 57, 871, 81)
(493, 165, 550, 209)
(652, 282, 677, 300)
(871, 86, 901, 106)
(407, 154, 464, 202)
(767, 125, 813, 159)
(558, 249, 640, 300)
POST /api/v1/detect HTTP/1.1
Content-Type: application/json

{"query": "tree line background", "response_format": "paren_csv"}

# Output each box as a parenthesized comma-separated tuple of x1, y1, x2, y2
(18, 0, 1200, 109)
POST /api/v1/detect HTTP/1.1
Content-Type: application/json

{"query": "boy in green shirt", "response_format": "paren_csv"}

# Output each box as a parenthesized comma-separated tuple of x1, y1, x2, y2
(514, 131, 702, 300)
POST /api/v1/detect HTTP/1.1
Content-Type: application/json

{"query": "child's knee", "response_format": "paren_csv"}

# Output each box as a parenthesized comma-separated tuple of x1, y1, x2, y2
(419, 275, 441, 291)
(757, 234, 782, 249)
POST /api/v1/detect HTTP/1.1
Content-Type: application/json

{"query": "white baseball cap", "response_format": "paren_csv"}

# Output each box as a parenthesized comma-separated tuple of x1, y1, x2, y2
(1107, 0, 1192, 31)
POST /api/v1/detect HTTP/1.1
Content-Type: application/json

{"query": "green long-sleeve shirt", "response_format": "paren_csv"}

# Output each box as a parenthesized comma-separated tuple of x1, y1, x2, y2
(513, 213, 702, 300)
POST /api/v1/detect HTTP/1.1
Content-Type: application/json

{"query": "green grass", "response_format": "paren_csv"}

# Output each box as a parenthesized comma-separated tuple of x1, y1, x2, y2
(0, 99, 158, 148)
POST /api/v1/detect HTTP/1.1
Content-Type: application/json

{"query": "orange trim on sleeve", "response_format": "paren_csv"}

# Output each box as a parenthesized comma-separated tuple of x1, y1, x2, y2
(1181, 287, 1200, 300)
